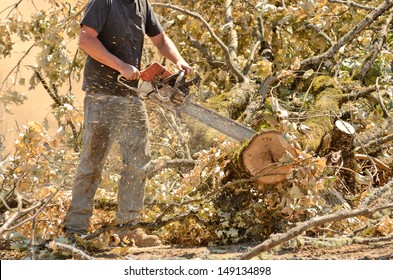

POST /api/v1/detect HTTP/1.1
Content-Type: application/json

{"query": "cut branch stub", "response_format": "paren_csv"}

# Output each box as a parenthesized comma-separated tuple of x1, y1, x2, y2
(241, 130, 298, 185)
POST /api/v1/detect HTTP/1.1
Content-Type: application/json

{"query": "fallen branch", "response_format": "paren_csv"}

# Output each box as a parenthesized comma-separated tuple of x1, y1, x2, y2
(48, 241, 95, 260)
(305, 22, 334, 46)
(328, 0, 374, 11)
(354, 153, 391, 171)
(354, 133, 393, 153)
(301, 0, 393, 68)
(239, 203, 393, 260)
(6, 188, 62, 231)
(86, 176, 263, 241)
(303, 233, 393, 246)
(345, 85, 376, 100)
(359, 11, 393, 82)
(376, 76, 390, 118)
(85, 209, 208, 240)
(146, 158, 196, 178)
(360, 178, 393, 208)
(0, 199, 42, 235)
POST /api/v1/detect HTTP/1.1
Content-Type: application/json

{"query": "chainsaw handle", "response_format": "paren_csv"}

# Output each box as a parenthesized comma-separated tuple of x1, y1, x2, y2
(116, 75, 144, 95)
(117, 75, 133, 89)
(174, 70, 185, 89)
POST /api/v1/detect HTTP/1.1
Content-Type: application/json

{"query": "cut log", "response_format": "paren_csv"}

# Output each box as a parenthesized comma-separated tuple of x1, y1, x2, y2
(240, 130, 298, 185)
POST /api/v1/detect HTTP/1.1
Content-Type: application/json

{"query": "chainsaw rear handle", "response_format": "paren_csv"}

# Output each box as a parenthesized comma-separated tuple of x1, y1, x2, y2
(116, 75, 140, 91)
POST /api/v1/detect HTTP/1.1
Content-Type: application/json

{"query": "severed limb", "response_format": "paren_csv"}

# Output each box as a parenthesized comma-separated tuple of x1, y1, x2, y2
(239, 203, 393, 259)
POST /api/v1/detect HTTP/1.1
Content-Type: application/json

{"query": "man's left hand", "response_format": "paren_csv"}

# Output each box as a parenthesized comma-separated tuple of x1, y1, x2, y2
(176, 60, 192, 75)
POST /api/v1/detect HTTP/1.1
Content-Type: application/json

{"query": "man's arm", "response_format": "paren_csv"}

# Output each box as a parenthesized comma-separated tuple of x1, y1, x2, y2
(79, 25, 141, 80)
(150, 32, 192, 74)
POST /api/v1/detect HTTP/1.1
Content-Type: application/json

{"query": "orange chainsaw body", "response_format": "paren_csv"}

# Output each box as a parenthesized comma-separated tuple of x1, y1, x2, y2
(140, 62, 173, 82)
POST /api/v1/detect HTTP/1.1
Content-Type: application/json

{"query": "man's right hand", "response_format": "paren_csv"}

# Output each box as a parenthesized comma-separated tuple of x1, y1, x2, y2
(79, 25, 142, 81)
(119, 64, 141, 80)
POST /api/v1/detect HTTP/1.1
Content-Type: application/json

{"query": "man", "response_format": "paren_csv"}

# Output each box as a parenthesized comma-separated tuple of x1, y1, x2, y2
(64, 0, 191, 247)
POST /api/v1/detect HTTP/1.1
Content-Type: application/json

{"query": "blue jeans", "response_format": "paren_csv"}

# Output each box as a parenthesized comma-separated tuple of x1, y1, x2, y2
(64, 90, 150, 235)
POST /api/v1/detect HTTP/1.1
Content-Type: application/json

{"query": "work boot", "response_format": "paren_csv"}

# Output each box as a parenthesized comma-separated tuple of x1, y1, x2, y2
(118, 228, 161, 247)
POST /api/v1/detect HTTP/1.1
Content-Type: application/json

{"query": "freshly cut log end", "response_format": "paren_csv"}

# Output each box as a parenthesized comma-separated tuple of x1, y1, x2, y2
(241, 130, 298, 185)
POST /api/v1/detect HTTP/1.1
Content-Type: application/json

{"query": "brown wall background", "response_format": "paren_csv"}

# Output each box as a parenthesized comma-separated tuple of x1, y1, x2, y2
(0, 0, 84, 151)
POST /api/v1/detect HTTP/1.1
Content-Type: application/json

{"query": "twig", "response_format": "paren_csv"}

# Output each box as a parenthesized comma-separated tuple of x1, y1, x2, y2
(301, 0, 393, 68)
(0, 200, 42, 235)
(169, 113, 192, 159)
(354, 133, 393, 153)
(48, 241, 95, 260)
(7, 188, 62, 231)
(243, 40, 261, 76)
(147, 158, 196, 178)
(225, 0, 238, 60)
(152, 3, 247, 82)
(0, 43, 35, 90)
(328, 0, 374, 11)
(239, 203, 393, 259)
(345, 85, 376, 100)
(0, 0, 23, 17)
(360, 178, 393, 208)
(354, 154, 391, 171)
(26, 65, 62, 106)
(184, 31, 224, 68)
(243, 13, 264, 75)
(359, 11, 393, 82)
(305, 22, 334, 46)
(375, 77, 390, 118)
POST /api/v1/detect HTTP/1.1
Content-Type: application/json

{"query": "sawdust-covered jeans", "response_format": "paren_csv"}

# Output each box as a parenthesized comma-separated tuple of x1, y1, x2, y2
(64, 90, 150, 235)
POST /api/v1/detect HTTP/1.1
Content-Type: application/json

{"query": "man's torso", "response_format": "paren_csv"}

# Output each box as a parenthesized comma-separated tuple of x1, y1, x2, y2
(82, 0, 161, 91)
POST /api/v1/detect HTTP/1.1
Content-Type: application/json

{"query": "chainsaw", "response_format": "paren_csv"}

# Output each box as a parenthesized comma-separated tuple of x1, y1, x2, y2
(117, 63, 256, 142)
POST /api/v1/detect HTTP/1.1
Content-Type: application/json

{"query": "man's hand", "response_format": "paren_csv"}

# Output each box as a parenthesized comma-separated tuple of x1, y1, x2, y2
(176, 60, 192, 76)
(150, 32, 192, 76)
(119, 64, 141, 80)
(79, 25, 141, 80)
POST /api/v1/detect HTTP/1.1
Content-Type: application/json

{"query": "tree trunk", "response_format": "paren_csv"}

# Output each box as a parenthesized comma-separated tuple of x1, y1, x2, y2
(232, 130, 298, 185)
(302, 76, 342, 152)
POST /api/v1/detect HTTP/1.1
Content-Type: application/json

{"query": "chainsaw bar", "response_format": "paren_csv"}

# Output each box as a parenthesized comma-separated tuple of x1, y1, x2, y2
(178, 99, 255, 142)
(118, 64, 256, 142)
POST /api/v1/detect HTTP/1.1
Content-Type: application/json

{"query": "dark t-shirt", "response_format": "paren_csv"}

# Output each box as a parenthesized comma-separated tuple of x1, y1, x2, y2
(81, 0, 163, 91)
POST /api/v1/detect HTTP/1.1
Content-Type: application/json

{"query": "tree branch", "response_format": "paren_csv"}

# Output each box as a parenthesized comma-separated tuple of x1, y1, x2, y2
(184, 31, 224, 68)
(0, 198, 42, 236)
(48, 241, 95, 260)
(225, 0, 238, 61)
(1, 43, 35, 91)
(0, 0, 23, 17)
(328, 0, 374, 11)
(305, 22, 334, 46)
(354, 133, 393, 153)
(239, 203, 393, 259)
(146, 158, 196, 178)
(301, 0, 393, 68)
(359, 10, 393, 82)
(260, 0, 393, 100)
(27, 66, 62, 106)
(152, 3, 247, 82)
